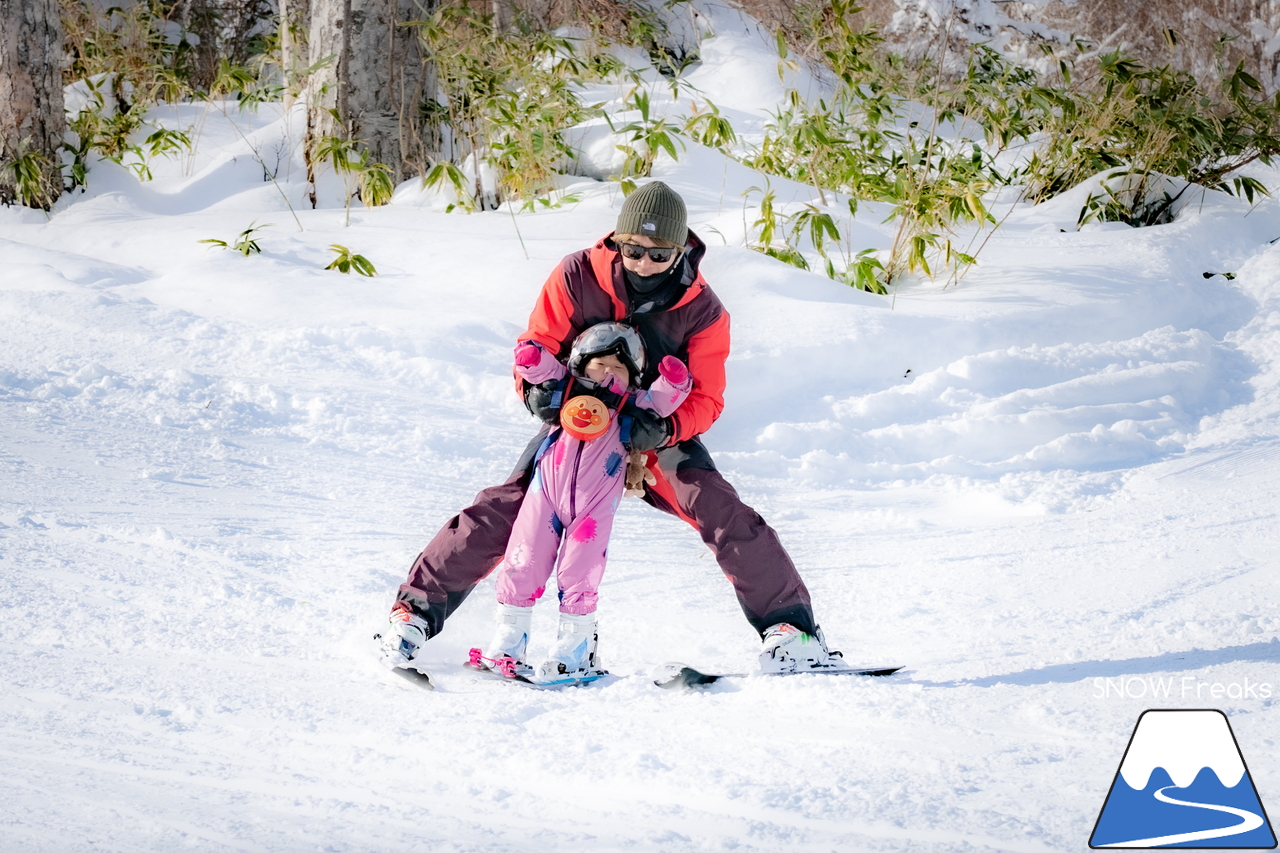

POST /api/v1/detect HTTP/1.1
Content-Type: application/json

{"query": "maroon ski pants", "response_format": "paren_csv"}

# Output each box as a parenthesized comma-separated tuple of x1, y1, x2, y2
(397, 431, 815, 639)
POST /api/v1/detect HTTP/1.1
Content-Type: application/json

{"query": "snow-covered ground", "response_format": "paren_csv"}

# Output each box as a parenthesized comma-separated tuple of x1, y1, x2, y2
(3, 9, 1279, 851)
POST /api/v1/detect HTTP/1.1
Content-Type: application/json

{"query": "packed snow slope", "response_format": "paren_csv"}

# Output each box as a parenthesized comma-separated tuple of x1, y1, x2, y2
(3, 11, 1280, 853)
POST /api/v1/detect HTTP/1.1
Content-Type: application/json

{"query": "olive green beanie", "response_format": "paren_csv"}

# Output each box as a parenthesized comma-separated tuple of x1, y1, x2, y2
(615, 181, 688, 246)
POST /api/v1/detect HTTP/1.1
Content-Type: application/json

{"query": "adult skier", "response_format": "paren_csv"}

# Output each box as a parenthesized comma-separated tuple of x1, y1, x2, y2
(380, 181, 843, 676)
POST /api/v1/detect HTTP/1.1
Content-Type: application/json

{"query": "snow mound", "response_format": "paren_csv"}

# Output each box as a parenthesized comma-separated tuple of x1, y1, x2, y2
(747, 327, 1252, 480)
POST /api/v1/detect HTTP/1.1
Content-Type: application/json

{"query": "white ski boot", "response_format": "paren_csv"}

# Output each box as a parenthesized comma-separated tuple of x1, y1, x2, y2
(378, 602, 432, 672)
(481, 603, 534, 675)
(539, 611, 601, 679)
(758, 623, 844, 674)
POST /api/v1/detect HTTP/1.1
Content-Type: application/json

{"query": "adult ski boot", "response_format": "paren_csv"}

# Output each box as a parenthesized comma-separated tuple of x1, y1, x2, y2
(758, 623, 845, 674)
(377, 601, 433, 678)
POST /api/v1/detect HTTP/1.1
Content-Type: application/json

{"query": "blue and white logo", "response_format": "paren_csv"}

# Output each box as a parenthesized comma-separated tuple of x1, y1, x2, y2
(1091, 709, 1276, 848)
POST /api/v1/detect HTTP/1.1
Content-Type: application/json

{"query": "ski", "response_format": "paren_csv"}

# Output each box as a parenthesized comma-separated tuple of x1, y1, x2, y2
(372, 629, 437, 690)
(389, 664, 436, 690)
(653, 661, 903, 689)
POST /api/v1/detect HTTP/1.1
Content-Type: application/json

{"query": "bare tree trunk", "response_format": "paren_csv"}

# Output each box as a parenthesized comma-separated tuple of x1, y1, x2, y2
(305, 0, 434, 193)
(281, 0, 313, 109)
(0, 0, 66, 208)
(493, 0, 514, 33)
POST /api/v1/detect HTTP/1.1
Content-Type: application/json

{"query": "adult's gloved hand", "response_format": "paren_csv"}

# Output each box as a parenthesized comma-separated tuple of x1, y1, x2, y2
(627, 408, 671, 452)
(524, 379, 562, 424)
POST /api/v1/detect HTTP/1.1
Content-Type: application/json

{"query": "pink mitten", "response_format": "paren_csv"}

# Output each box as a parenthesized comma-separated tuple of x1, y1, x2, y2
(659, 355, 689, 385)
(514, 341, 542, 368)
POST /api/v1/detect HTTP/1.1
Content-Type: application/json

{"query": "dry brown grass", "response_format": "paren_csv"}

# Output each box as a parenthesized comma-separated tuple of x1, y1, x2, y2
(1036, 0, 1280, 91)
(441, 0, 644, 42)
(727, 0, 1280, 92)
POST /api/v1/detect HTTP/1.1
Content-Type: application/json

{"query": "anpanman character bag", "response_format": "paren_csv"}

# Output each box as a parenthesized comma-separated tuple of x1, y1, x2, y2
(560, 394, 612, 441)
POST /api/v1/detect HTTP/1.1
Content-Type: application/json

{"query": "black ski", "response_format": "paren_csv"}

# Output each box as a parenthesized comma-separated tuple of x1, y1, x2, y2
(373, 629, 437, 690)
(389, 664, 436, 690)
(654, 662, 902, 689)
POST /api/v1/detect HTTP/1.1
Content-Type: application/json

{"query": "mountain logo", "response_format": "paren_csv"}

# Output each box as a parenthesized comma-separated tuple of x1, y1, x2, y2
(1090, 709, 1276, 848)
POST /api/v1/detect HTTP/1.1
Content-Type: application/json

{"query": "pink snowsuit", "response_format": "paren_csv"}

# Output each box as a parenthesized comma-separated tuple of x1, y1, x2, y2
(494, 342, 692, 615)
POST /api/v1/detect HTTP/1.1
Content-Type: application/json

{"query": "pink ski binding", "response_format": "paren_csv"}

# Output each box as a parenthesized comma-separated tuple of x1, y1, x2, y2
(467, 648, 528, 680)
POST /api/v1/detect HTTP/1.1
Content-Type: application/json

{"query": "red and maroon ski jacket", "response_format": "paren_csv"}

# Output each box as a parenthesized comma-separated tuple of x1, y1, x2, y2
(518, 232, 729, 444)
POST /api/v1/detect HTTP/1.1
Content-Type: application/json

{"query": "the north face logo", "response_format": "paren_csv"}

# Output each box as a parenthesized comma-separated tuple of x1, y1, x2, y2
(642, 222, 656, 231)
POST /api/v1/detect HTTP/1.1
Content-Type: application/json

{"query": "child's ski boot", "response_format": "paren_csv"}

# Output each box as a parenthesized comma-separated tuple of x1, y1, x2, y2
(758, 623, 845, 673)
(474, 603, 534, 678)
(538, 612, 604, 682)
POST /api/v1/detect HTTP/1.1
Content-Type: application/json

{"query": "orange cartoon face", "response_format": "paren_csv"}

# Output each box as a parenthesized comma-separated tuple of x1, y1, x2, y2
(560, 395, 611, 441)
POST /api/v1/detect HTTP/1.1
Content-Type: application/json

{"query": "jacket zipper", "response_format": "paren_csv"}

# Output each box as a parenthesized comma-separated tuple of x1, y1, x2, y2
(568, 439, 585, 519)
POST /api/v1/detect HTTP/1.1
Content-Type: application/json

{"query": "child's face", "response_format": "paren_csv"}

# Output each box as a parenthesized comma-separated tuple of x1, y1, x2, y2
(584, 354, 630, 390)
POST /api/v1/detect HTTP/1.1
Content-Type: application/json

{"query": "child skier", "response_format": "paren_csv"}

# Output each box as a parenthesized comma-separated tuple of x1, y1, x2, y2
(471, 321, 692, 681)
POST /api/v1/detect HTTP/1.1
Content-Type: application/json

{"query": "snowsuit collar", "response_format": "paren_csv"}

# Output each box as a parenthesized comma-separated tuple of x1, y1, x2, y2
(590, 231, 709, 322)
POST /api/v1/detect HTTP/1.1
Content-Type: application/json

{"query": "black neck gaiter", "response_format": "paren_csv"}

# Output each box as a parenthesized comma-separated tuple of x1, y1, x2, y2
(625, 255, 686, 314)
(625, 264, 676, 294)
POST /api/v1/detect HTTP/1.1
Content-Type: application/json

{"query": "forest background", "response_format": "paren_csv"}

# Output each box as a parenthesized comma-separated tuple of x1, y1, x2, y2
(3, 0, 1280, 293)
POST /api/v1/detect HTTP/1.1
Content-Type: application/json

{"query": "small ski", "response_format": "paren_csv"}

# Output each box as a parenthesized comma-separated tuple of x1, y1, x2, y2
(465, 648, 609, 689)
(653, 661, 902, 689)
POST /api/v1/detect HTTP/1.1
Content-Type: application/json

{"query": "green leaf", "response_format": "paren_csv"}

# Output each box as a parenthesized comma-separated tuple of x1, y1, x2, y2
(326, 244, 377, 276)
(762, 245, 808, 270)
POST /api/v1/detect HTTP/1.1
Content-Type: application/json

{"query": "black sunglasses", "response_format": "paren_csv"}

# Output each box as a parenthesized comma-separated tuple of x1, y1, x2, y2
(616, 241, 680, 264)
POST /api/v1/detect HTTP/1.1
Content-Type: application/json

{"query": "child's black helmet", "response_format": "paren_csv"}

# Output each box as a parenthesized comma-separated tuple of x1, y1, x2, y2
(568, 322, 646, 385)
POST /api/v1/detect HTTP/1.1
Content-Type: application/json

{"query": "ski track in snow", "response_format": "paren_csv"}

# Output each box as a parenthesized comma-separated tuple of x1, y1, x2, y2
(4, 10, 1280, 851)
